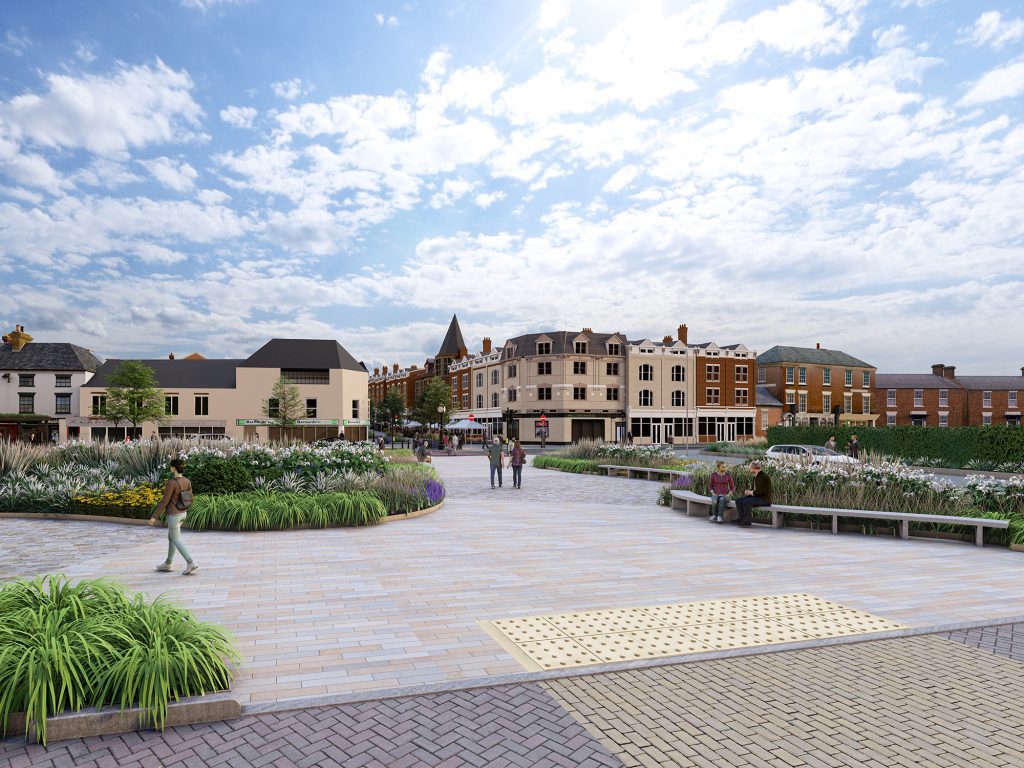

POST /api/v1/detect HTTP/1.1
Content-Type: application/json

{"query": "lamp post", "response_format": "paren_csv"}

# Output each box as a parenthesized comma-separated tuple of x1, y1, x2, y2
(437, 405, 447, 449)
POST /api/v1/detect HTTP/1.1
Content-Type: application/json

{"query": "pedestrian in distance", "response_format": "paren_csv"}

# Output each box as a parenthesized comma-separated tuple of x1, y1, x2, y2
(734, 461, 771, 527)
(708, 460, 735, 523)
(377, 435, 385, 451)
(847, 434, 861, 460)
(488, 436, 504, 488)
(824, 434, 837, 452)
(626, 431, 634, 445)
(148, 458, 199, 574)
(507, 439, 526, 488)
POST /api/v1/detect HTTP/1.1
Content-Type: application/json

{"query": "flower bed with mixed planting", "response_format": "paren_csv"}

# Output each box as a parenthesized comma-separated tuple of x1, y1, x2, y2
(0, 575, 237, 745)
(534, 440, 699, 474)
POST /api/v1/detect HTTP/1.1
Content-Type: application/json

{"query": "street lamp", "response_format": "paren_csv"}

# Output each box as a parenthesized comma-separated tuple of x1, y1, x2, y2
(437, 404, 447, 445)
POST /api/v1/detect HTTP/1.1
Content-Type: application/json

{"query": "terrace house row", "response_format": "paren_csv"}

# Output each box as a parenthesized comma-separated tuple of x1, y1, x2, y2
(876, 364, 1024, 427)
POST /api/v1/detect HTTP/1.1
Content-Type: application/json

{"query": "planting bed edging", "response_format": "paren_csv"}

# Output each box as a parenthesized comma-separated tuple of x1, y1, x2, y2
(0, 511, 149, 526)
(4, 692, 241, 745)
(383, 500, 444, 521)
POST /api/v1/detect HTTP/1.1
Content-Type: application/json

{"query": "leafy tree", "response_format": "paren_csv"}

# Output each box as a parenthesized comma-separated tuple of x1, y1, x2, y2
(104, 361, 165, 437)
(262, 375, 305, 429)
(376, 388, 407, 436)
(413, 378, 452, 431)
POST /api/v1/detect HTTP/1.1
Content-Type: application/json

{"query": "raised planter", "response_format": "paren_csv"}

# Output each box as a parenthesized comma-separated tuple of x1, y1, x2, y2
(0, 511, 149, 525)
(383, 500, 444, 521)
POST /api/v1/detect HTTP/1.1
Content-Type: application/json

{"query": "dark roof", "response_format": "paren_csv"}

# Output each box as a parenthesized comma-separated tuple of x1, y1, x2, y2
(88, 359, 242, 389)
(502, 330, 626, 359)
(0, 342, 102, 372)
(875, 374, 959, 389)
(436, 315, 466, 358)
(756, 385, 783, 407)
(757, 345, 874, 368)
(955, 375, 1024, 391)
(239, 339, 363, 372)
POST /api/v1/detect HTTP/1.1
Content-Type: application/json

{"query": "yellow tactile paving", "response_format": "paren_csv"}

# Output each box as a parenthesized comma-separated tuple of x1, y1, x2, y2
(481, 593, 907, 671)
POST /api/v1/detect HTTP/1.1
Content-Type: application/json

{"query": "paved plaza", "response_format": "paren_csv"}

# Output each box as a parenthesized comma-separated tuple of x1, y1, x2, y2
(3, 456, 1024, 766)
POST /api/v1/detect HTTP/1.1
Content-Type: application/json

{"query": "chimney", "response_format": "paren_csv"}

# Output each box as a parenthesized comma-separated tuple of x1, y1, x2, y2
(393, 363, 399, 373)
(931, 364, 944, 377)
(677, 324, 688, 344)
(482, 337, 492, 354)
(7, 326, 33, 352)
(582, 327, 593, 334)
(943, 365, 956, 379)
(168, 352, 175, 360)
(816, 342, 821, 349)
(373, 367, 379, 376)
(663, 335, 673, 344)
(458, 345, 468, 360)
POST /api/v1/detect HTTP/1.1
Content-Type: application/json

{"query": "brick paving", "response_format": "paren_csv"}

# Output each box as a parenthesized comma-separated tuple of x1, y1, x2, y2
(944, 621, 1024, 663)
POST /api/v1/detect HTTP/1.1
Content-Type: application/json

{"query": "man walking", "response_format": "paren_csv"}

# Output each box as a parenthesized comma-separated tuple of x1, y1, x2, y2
(734, 461, 771, 527)
(487, 437, 504, 488)
(847, 434, 861, 460)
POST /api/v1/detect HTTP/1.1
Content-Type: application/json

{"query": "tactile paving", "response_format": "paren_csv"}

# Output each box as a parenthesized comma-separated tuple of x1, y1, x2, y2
(481, 593, 907, 671)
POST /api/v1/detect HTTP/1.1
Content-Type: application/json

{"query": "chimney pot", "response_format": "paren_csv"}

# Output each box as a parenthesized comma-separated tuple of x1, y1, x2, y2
(816, 342, 821, 349)
(663, 335, 673, 344)
(168, 353, 175, 360)
(582, 327, 593, 334)
(677, 324, 688, 344)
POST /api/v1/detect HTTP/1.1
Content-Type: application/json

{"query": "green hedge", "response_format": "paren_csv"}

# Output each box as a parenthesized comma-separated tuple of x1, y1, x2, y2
(766, 425, 1024, 466)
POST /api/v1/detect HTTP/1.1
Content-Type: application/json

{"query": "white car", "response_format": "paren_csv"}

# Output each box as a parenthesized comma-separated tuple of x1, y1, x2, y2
(765, 444, 859, 465)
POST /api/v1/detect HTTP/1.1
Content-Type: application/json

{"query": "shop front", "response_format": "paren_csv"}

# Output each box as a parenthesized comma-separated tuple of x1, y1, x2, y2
(236, 418, 343, 443)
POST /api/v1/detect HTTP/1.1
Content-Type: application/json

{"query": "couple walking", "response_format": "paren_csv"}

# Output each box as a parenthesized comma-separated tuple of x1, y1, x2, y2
(488, 437, 526, 488)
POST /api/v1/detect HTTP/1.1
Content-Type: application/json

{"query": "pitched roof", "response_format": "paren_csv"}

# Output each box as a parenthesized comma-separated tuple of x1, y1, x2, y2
(436, 315, 466, 358)
(0, 342, 102, 372)
(955, 375, 1024, 391)
(875, 374, 960, 389)
(756, 385, 783, 407)
(757, 345, 874, 368)
(88, 359, 243, 389)
(239, 339, 363, 372)
(502, 330, 625, 358)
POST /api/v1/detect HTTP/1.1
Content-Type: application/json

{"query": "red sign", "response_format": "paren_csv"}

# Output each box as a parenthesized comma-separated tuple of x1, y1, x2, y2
(540, 414, 547, 423)
(468, 414, 475, 421)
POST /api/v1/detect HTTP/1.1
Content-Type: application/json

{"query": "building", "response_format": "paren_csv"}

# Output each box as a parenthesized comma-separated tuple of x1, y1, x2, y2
(79, 339, 369, 442)
(0, 325, 101, 442)
(626, 325, 757, 445)
(757, 344, 878, 427)
(876, 364, 1023, 427)
(448, 337, 504, 435)
(756, 385, 784, 435)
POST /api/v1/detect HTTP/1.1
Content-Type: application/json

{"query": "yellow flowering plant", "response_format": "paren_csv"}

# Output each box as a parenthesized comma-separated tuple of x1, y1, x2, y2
(72, 485, 162, 519)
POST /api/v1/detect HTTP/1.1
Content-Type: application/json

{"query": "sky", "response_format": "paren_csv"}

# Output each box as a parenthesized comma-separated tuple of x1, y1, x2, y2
(0, 0, 1022, 375)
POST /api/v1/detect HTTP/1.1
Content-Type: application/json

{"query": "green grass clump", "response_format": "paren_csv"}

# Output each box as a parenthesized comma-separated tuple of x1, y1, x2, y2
(0, 575, 237, 745)
(184, 491, 386, 531)
(532, 457, 601, 473)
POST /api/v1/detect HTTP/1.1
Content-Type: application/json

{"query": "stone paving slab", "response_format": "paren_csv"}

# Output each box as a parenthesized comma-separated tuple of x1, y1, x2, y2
(944, 621, 1024, 663)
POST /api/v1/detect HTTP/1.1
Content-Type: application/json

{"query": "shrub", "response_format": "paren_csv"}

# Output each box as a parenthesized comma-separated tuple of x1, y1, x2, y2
(0, 575, 236, 745)
(185, 456, 253, 495)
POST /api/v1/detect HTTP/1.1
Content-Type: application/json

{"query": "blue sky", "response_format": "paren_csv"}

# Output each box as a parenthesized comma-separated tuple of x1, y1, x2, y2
(0, 0, 1022, 374)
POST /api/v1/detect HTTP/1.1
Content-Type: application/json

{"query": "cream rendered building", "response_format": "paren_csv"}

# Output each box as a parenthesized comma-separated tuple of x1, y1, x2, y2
(79, 339, 369, 442)
(449, 338, 504, 436)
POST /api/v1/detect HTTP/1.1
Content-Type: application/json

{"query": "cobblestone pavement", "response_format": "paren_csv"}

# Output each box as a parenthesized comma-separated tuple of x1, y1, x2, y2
(944, 621, 1024, 663)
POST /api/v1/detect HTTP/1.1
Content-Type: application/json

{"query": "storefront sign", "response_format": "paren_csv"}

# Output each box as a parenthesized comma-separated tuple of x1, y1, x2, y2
(236, 418, 340, 426)
(343, 419, 370, 426)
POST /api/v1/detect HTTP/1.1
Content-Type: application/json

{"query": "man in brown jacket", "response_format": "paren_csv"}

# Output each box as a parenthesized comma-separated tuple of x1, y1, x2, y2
(735, 461, 771, 527)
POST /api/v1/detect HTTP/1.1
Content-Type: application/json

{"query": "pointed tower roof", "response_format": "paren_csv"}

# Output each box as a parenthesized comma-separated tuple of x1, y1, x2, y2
(436, 314, 466, 358)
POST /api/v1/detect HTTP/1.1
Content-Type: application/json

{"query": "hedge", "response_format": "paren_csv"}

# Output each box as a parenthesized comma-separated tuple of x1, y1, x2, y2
(766, 424, 1024, 466)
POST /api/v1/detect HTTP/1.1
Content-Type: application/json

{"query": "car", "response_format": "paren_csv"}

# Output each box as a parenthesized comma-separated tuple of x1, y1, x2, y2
(765, 444, 859, 465)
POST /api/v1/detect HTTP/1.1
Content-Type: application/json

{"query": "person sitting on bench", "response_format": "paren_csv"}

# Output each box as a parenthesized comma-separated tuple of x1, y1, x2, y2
(735, 461, 771, 527)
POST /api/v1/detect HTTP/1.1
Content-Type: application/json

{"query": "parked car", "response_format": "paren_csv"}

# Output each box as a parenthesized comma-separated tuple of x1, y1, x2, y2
(765, 444, 859, 465)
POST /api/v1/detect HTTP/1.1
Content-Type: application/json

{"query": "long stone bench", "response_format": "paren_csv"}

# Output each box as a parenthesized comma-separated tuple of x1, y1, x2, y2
(670, 489, 1009, 548)
(598, 464, 688, 482)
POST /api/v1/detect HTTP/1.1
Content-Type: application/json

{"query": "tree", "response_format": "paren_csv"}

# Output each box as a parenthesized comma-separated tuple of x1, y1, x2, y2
(413, 378, 452, 431)
(376, 388, 407, 437)
(262, 375, 305, 430)
(104, 361, 166, 437)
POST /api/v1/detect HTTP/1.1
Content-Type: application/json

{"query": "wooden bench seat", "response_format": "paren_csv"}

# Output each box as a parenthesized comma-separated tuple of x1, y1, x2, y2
(598, 464, 687, 481)
(670, 490, 1009, 548)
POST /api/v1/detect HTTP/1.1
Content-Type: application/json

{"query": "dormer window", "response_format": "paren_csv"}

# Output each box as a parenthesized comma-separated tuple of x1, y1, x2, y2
(574, 341, 587, 354)
(607, 343, 620, 356)
(537, 341, 552, 355)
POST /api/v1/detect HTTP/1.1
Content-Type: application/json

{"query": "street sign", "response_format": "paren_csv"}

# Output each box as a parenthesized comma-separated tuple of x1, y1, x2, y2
(468, 414, 475, 421)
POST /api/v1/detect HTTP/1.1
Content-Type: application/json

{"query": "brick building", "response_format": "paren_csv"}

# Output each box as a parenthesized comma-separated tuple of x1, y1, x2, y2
(876, 364, 1024, 427)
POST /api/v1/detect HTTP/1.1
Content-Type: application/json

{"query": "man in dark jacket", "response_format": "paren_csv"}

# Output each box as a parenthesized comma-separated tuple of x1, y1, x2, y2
(735, 461, 771, 527)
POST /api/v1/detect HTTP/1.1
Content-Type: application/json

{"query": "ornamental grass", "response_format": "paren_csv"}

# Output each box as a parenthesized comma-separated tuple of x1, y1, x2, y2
(183, 491, 387, 531)
(0, 575, 237, 745)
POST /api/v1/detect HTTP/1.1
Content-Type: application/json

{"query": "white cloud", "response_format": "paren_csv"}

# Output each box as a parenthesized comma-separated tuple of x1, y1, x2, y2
(1, 29, 31, 57)
(74, 42, 97, 63)
(959, 11, 1024, 48)
(271, 78, 312, 100)
(141, 156, 198, 192)
(374, 13, 399, 27)
(429, 177, 477, 208)
(1, 152, 67, 193)
(873, 24, 907, 51)
(960, 58, 1024, 106)
(603, 165, 639, 193)
(474, 190, 506, 208)
(537, 0, 571, 31)
(179, 0, 252, 11)
(220, 105, 258, 128)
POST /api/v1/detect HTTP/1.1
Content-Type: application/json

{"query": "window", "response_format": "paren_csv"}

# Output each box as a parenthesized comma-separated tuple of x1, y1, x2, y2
(939, 413, 948, 427)
(476, 394, 484, 409)
(573, 386, 587, 400)
(462, 394, 469, 408)
(983, 412, 992, 426)
(762, 411, 769, 432)
(1011, 392, 1018, 408)
(451, 393, 459, 408)
(195, 395, 209, 416)
(538, 387, 552, 400)
(785, 367, 795, 385)
(604, 362, 618, 376)
(18, 374, 35, 387)
(165, 396, 179, 416)
(887, 389, 896, 407)
(607, 343, 620, 356)
(92, 394, 107, 416)
(735, 388, 748, 406)
(983, 391, 992, 408)
(537, 341, 552, 355)
(757, 368, 766, 384)
(462, 374, 469, 388)
(573, 361, 587, 375)
(507, 364, 517, 378)
(507, 388, 518, 403)
(845, 369, 853, 387)
(706, 388, 720, 405)
(476, 372, 484, 388)
(55, 374, 71, 388)
(786, 391, 796, 405)
(823, 369, 831, 386)
(798, 367, 807, 385)
(736, 365, 748, 383)
(939, 389, 948, 407)
(638, 389, 653, 406)
(491, 393, 499, 407)
(862, 371, 871, 388)
(639, 364, 653, 381)
(844, 394, 852, 414)
(912, 414, 926, 427)
(887, 414, 896, 427)
(268, 398, 280, 417)
(823, 393, 831, 413)
(351, 399, 360, 419)
(671, 390, 685, 407)
(706, 364, 720, 382)
(574, 341, 587, 354)
(862, 394, 871, 414)
(281, 369, 329, 385)
(672, 365, 685, 382)
(798, 393, 807, 412)
(306, 399, 317, 418)
(19, 394, 34, 415)
(537, 361, 552, 375)
(491, 370, 499, 385)
(606, 387, 619, 401)
(913, 389, 923, 407)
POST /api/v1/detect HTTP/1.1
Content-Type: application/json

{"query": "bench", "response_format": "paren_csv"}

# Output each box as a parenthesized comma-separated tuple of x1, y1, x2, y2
(670, 490, 1009, 548)
(598, 464, 688, 482)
